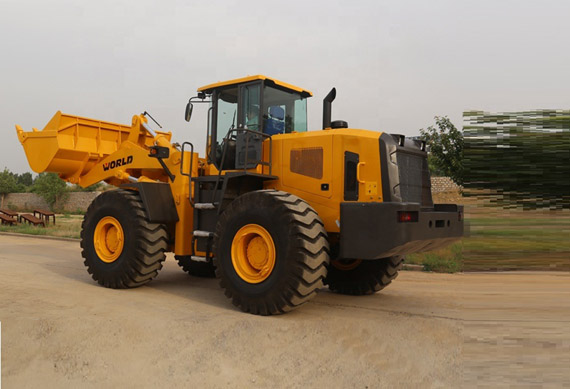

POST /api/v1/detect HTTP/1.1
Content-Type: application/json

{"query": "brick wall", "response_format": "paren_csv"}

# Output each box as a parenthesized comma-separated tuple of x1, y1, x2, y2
(3, 192, 101, 213)
(430, 177, 461, 193)
(2, 179, 459, 212)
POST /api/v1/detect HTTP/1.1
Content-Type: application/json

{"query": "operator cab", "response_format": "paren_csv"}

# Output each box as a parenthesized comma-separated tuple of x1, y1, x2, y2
(188, 75, 312, 170)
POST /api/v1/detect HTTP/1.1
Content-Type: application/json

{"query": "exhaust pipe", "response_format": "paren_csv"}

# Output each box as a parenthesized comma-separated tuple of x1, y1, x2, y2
(322, 87, 336, 129)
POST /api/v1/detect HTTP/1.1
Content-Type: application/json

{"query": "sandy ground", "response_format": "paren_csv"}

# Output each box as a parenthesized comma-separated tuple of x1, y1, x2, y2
(0, 235, 569, 388)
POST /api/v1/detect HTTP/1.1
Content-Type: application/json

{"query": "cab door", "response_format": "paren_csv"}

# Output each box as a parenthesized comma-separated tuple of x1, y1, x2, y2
(238, 81, 262, 131)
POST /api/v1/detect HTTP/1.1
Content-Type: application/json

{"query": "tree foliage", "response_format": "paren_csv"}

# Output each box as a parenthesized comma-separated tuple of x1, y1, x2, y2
(0, 168, 19, 207)
(16, 172, 33, 188)
(420, 116, 464, 185)
(463, 110, 570, 209)
(0, 168, 105, 209)
(31, 173, 69, 210)
(0, 169, 35, 193)
(0, 168, 19, 195)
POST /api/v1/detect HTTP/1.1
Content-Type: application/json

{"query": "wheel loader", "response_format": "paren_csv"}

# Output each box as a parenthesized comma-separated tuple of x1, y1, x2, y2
(16, 75, 464, 315)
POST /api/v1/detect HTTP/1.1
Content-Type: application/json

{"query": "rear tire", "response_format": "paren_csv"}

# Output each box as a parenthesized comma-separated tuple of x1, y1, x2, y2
(174, 255, 216, 278)
(80, 190, 168, 289)
(214, 190, 329, 315)
(324, 256, 403, 295)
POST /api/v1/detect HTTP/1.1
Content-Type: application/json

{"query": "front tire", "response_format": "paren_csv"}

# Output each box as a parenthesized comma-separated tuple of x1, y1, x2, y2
(80, 190, 168, 289)
(324, 256, 403, 295)
(214, 190, 329, 315)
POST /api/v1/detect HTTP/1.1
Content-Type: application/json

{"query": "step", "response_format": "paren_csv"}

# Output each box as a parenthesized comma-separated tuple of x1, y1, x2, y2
(194, 203, 216, 210)
(190, 256, 209, 263)
(193, 230, 214, 238)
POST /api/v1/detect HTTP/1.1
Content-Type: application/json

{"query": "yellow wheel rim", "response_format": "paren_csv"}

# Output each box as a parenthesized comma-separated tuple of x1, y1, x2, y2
(231, 224, 276, 283)
(332, 259, 362, 271)
(94, 216, 124, 263)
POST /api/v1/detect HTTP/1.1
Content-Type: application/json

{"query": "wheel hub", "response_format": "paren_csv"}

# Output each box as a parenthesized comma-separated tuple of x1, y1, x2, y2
(94, 216, 124, 263)
(247, 236, 269, 269)
(231, 224, 276, 283)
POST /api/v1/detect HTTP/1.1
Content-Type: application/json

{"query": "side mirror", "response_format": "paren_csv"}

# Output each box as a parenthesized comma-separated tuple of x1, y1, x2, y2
(185, 102, 193, 122)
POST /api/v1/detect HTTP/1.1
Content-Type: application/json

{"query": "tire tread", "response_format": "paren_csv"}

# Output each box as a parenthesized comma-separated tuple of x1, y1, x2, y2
(324, 256, 403, 295)
(80, 189, 168, 289)
(214, 190, 330, 315)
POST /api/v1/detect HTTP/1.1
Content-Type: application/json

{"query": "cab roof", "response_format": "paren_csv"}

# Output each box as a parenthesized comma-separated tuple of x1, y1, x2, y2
(197, 75, 313, 97)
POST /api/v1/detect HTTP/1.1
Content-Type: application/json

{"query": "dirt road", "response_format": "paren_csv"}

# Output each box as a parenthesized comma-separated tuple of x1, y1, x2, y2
(1, 235, 569, 388)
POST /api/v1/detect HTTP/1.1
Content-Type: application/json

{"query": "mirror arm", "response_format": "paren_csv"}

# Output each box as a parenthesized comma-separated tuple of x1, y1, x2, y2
(188, 100, 212, 104)
(188, 95, 212, 104)
(185, 95, 212, 122)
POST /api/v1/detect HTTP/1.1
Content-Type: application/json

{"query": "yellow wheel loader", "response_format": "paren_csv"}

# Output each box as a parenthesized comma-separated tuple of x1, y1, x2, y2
(16, 75, 464, 315)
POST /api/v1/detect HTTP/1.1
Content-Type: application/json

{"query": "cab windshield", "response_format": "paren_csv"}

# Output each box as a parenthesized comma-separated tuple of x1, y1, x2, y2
(215, 83, 308, 146)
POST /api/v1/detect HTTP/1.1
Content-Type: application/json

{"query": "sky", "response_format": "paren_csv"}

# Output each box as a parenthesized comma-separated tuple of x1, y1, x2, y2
(1, 0, 569, 173)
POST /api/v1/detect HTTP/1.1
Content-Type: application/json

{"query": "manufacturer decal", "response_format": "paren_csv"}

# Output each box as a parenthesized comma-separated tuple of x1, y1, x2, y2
(103, 156, 133, 171)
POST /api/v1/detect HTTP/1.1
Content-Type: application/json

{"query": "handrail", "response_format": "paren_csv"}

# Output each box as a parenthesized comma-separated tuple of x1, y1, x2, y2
(220, 128, 273, 174)
(206, 106, 213, 165)
(211, 128, 273, 211)
(232, 128, 272, 174)
(180, 141, 195, 206)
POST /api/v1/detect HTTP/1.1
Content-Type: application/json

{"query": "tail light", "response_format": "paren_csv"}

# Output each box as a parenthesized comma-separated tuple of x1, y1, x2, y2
(398, 211, 418, 223)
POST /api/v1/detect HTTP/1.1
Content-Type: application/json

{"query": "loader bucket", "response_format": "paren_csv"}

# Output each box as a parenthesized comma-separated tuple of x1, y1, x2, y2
(15, 111, 166, 182)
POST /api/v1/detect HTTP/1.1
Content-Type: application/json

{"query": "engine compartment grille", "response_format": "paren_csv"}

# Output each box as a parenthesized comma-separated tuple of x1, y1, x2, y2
(396, 151, 433, 206)
(379, 133, 434, 207)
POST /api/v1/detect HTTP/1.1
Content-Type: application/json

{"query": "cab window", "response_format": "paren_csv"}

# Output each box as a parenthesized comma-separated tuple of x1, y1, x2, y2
(241, 83, 261, 132)
(262, 86, 308, 135)
(215, 87, 238, 144)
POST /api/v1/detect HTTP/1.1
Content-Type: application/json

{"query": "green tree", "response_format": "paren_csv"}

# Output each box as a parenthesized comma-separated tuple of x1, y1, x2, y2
(463, 110, 570, 209)
(0, 168, 19, 207)
(32, 173, 68, 210)
(420, 116, 464, 186)
(69, 182, 104, 192)
(16, 172, 34, 189)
